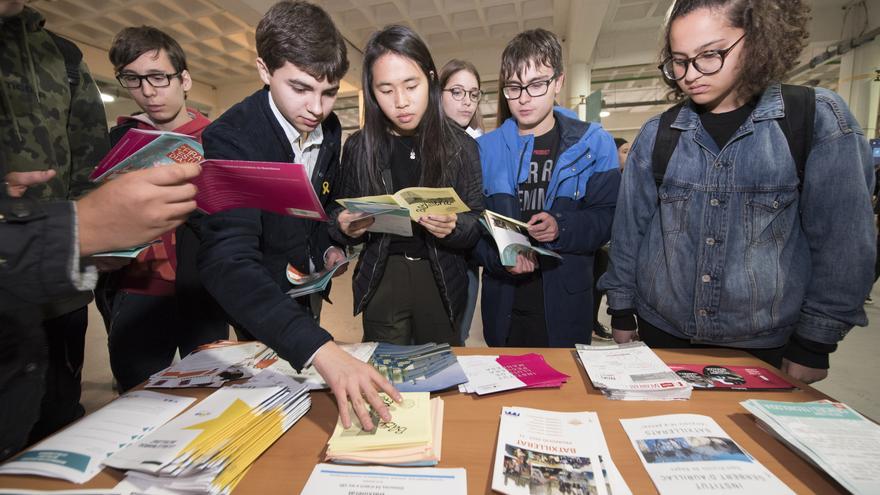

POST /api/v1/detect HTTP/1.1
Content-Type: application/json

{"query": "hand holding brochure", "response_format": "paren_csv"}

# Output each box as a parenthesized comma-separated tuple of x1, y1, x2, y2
(620, 414, 794, 495)
(285, 255, 356, 299)
(89, 129, 202, 182)
(337, 187, 470, 236)
(740, 399, 880, 495)
(481, 209, 561, 266)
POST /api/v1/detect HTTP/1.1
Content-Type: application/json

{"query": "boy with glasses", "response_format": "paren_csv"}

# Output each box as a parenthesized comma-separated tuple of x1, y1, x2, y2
(473, 28, 621, 348)
(98, 26, 228, 392)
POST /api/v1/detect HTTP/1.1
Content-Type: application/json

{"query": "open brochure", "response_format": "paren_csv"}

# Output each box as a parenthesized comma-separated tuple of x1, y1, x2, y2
(481, 209, 561, 266)
(0, 391, 195, 484)
(576, 342, 692, 400)
(492, 407, 631, 495)
(285, 255, 356, 299)
(337, 187, 470, 236)
(620, 414, 793, 495)
(89, 129, 201, 182)
(740, 400, 880, 495)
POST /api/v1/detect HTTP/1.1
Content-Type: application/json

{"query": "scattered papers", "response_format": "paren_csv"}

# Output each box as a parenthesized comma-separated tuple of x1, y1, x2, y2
(337, 187, 470, 236)
(458, 354, 569, 395)
(492, 407, 631, 495)
(301, 463, 467, 495)
(105, 375, 310, 495)
(576, 342, 692, 400)
(620, 414, 793, 495)
(480, 209, 561, 266)
(740, 400, 880, 495)
(669, 364, 795, 391)
(370, 343, 468, 392)
(325, 393, 444, 466)
(0, 391, 194, 484)
(285, 255, 356, 299)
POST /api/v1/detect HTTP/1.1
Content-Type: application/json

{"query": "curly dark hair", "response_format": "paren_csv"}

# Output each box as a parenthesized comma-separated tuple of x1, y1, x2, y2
(660, 0, 811, 100)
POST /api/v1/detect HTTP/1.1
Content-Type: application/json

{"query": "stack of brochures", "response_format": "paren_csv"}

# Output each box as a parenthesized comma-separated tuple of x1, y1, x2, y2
(324, 392, 444, 466)
(457, 353, 570, 395)
(576, 342, 692, 400)
(669, 364, 795, 391)
(370, 343, 468, 392)
(492, 407, 631, 495)
(621, 414, 794, 494)
(480, 209, 562, 266)
(146, 340, 377, 390)
(0, 391, 195, 483)
(740, 400, 880, 494)
(302, 463, 467, 495)
(105, 372, 310, 495)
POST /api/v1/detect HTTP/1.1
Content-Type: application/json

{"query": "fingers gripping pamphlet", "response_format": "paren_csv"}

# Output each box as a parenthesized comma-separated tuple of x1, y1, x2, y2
(337, 187, 470, 236)
(492, 407, 631, 495)
(620, 414, 794, 495)
(481, 210, 561, 266)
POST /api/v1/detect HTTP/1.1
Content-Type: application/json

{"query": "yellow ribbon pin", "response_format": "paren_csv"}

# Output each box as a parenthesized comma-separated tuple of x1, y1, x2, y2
(322, 181, 330, 195)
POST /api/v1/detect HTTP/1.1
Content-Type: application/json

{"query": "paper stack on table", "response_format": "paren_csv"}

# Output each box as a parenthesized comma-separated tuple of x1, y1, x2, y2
(740, 399, 880, 495)
(492, 407, 631, 495)
(457, 353, 569, 395)
(301, 463, 467, 495)
(104, 372, 310, 495)
(620, 414, 794, 495)
(370, 343, 468, 392)
(0, 391, 195, 484)
(576, 342, 692, 400)
(324, 392, 444, 466)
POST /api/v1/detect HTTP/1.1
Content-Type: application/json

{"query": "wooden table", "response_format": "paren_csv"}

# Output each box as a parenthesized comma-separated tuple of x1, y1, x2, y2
(0, 347, 848, 494)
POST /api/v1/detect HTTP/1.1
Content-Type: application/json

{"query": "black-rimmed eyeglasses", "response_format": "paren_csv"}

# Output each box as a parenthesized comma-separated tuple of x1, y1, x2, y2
(658, 34, 745, 81)
(443, 87, 482, 102)
(116, 72, 182, 89)
(502, 75, 557, 100)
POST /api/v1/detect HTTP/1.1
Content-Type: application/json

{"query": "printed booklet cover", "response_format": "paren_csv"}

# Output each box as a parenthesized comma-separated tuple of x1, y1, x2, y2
(668, 364, 795, 390)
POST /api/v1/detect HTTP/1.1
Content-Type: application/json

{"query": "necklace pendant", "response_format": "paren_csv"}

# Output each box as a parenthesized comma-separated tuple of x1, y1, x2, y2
(410, 150, 416, 160)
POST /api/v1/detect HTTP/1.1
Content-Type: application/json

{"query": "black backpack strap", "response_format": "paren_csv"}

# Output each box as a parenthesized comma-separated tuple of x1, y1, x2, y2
(779, 84, 815, 190)
(47, 31, 82, 90)
(651, 101, 687, 189)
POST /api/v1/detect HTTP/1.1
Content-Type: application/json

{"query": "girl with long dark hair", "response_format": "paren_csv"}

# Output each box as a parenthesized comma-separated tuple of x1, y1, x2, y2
(330, 25, 484, 345)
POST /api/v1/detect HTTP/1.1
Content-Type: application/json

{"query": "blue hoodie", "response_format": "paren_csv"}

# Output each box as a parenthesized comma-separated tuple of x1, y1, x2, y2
(473, 110, 621, 346)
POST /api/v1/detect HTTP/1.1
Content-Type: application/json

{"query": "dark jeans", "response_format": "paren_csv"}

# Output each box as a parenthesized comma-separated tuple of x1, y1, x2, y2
(108, 291, 229, 392)
(637, 316, 786, 368)
(28, 306, 87, 444)
(363, 256, 458, 345)
(508, 273, 550, 347)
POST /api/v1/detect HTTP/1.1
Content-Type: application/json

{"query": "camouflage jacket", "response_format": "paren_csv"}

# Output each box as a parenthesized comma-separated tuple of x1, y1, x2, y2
(0, 7, 109, 316)
(0, 6, 109, 202)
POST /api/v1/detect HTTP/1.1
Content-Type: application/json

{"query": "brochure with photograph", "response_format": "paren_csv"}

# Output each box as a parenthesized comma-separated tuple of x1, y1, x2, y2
(492, 407, 631, 495)
(90, 129, 201, 182)
(740, 400, 880, 495)
(669, 364, 795, 391)
(337, 187, 470, 236)
(369, 343, 468, 393)
(620, 414, 794, 495)
(480, 209, 561, 266)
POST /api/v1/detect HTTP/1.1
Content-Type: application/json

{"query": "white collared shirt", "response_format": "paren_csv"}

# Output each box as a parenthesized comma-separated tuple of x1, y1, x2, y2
(267, 92, 324, 179)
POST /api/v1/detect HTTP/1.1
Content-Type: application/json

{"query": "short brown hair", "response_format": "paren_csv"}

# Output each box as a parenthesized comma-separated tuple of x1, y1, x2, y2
(256, 0, 349, 82)
(109, 26, 187, 74)
(439, 59, 483, 131)
(661, 0, 810, 100)
(497, 29, 564, 123)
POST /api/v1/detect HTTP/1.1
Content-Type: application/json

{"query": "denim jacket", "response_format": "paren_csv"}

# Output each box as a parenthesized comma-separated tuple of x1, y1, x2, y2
(599, 84, 875, 348)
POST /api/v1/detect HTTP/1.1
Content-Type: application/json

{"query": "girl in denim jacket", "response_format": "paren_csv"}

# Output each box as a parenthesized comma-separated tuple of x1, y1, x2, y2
(599, 0, 875, 384)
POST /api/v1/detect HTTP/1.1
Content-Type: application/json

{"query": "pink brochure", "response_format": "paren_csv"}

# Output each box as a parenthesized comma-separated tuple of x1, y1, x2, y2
(496, 353, 570, 388)
(193, 159, 328, 220)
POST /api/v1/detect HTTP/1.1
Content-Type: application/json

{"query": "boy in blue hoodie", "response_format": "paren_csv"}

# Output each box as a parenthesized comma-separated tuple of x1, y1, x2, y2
(474, 29, 620, 347)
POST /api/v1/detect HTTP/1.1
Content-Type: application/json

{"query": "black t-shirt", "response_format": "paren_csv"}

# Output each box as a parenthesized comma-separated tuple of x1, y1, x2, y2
(517, 123, 561, 222)
(698, 99, 757, 149)
(387, 134, 429, 259)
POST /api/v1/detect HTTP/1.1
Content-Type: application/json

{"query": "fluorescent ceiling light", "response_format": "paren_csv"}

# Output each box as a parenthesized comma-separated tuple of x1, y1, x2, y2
(100, 93, 115, 103)
(599, 110, 610, 118)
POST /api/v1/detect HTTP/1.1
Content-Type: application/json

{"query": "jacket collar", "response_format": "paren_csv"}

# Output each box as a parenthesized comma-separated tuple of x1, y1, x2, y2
(499, 107, 590, 151)
(672, 83, 782, 131)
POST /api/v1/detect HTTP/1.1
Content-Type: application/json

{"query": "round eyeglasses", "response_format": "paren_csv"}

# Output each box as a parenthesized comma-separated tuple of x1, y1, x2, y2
(502, 75, 557, 100)
(659, 34, 745, 81)
(443, 87, 482, 102)
(116, 72, 182, 89)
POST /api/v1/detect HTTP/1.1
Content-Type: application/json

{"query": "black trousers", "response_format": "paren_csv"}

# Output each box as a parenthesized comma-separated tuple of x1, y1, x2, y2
(363, 256, 458, 345)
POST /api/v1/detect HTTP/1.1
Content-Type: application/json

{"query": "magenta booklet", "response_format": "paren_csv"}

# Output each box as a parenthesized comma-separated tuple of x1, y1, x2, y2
(496, 353, 569, 388)
(193, 159, 328, 220)
(668, 364, 795, 390)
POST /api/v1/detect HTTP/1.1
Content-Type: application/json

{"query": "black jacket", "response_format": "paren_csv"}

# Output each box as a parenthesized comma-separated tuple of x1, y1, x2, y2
(329, 127, 484, 328)
(192, 88, 342, 368)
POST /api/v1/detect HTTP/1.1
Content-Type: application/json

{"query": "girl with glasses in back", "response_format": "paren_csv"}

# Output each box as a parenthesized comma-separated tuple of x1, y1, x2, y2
(599, 0, 875, 383)
(330, 26, 484, 346)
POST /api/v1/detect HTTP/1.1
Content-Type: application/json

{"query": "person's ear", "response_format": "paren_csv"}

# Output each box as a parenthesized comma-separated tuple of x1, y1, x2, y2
(256, 58, 272, 86)
(180, 69, 193, 93)
(554, 72, 565, 95)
